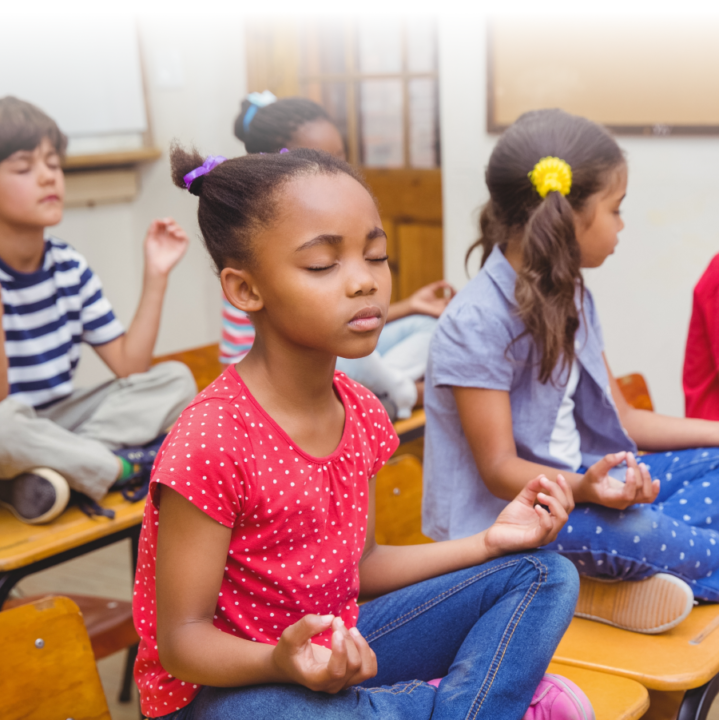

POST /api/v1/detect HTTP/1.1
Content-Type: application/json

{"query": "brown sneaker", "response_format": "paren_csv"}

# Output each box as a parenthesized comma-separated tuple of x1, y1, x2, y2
(0, 468, 70, 524)
(575, 574, 694, 634)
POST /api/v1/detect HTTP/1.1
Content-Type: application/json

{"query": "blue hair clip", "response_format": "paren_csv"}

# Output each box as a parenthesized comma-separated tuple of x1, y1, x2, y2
(243, 90, 277, 133)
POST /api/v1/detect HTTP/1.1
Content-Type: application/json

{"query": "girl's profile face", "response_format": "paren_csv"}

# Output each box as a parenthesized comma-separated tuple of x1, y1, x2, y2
(240, 172, 391, 359)
(575, 163, 627, 269)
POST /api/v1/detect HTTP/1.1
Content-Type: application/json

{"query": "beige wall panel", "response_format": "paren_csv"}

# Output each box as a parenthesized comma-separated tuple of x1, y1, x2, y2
(491, 16, 719, 129)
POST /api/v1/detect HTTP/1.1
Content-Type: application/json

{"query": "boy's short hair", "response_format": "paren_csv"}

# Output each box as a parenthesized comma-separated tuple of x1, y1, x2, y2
(0, 96, 68, 163)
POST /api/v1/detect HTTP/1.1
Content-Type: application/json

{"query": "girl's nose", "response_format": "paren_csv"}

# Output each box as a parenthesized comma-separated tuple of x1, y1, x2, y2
(348, 262, 378, 297)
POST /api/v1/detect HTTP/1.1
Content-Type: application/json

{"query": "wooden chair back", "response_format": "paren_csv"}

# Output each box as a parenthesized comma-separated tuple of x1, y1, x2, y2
(617, 373, 654, 411)
(375, 455, 433, 546)
(0, 595, 111, 720)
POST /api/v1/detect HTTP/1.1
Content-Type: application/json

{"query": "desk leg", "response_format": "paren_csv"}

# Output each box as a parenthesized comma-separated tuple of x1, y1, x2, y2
(0, 568, 25, 607)
(678, 673, 719, 720)
(119, 527, 141, 705)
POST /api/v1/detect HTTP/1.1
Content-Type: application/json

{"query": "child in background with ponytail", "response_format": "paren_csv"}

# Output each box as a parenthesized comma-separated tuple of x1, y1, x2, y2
(225, 91, 455, 420)
(423, 108, 719, 635)
(132, 145, 586, 719)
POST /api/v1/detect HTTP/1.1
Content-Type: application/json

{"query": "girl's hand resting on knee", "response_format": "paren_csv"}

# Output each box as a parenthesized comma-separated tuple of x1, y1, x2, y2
(484, 475, 574, 556)
(581, 451, 659, 510)
(271, 614, 377, 693)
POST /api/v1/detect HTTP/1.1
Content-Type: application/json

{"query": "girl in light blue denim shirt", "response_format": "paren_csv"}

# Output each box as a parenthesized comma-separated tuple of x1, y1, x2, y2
(425, 109, 719, 635)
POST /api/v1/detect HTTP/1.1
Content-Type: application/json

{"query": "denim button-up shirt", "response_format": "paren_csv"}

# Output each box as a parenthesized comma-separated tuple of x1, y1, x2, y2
(423, 245, 636, 540)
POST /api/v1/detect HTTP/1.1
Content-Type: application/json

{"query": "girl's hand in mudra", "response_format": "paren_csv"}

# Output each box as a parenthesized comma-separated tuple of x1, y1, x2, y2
(581, 451, 659, 510)
(271, 614, 377, 694)
(483, 475, 574, 556)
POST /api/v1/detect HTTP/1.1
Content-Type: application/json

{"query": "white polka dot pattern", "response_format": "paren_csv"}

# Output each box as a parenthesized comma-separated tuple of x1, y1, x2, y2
(132, 367, 398, 717)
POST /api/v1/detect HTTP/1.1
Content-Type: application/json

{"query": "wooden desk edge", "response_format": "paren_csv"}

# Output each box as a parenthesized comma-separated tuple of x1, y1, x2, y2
(551, 655, 719, 692)
(0, 505, 145, 572)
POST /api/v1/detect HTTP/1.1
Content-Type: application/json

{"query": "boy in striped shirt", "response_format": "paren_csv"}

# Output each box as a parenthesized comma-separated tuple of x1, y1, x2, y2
(0, 97, 196, 524)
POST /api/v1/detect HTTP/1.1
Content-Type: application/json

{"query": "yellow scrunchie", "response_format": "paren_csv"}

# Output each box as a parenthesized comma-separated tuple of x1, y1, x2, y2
(528, 156, 572, 198)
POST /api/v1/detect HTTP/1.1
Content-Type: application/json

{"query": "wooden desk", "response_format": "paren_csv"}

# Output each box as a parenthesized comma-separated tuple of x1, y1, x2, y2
(0, 492, 145, 607)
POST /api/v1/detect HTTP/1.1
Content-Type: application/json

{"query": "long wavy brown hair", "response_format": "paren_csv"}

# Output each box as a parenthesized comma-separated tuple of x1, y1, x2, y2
(466, 109, 625, 383)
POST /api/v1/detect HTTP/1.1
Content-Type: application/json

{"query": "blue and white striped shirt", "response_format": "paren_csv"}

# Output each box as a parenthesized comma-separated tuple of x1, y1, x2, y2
(1, 237, 125, 408)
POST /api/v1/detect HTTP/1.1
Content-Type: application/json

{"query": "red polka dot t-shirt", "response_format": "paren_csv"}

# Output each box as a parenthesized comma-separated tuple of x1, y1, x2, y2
(133, 366, 399, 718)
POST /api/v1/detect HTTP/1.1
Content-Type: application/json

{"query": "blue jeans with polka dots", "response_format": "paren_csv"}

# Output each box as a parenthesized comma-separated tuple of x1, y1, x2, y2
(545, 447, 719, 600)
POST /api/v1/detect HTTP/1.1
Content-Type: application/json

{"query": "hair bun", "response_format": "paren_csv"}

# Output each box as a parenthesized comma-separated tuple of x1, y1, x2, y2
(187, 175, 205, 196)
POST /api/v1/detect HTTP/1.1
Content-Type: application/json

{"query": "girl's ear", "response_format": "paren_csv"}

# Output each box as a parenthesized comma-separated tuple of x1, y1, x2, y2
(220, 267, 264, 313)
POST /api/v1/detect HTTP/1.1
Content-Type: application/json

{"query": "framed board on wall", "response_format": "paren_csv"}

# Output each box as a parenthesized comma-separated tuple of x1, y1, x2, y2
(487, 15, 719, 136)
(0, 15, 160, 170)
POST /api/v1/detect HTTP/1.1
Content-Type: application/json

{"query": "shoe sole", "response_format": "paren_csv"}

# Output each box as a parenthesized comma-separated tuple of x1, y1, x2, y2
(0, 468, 71, 525)
(575, 573, 694, 634)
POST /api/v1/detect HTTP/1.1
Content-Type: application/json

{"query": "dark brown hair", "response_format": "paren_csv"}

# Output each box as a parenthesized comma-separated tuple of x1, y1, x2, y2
(170, 144, 368, 273)
(467, 109, 625, 383)
(234, 97, 331, 154)
(0, 96, 68, 163)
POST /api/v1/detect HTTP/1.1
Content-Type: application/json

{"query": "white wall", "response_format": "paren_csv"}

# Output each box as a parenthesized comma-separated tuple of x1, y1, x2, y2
(438, 14, 719, 417)
(54, 11, 247, 387)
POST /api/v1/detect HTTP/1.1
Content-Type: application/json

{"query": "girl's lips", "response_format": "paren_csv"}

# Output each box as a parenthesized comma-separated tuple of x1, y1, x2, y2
(40, 195, 60, 203)
(348, 307, 382, 332)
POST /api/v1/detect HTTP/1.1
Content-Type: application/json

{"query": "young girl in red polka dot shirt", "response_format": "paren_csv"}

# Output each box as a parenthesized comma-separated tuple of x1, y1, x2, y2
(133, 146, 581, 719)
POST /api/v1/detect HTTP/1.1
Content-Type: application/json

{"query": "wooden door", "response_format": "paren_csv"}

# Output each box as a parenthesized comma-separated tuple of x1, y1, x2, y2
(244, 18, 443, 303)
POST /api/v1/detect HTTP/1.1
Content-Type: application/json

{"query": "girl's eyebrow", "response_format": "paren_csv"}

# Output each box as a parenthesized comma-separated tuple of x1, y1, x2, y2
(296, 234, 342, 252)
(296, 227, 386, 252)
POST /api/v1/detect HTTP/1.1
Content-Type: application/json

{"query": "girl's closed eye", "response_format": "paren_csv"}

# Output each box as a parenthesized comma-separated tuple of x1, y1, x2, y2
(306, 261, 336, 272)
(368, 255, 389, 263)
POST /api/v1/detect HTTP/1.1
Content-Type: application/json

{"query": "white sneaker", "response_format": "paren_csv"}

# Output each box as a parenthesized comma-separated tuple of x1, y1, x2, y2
(0, 468, 71, 524)
(575, 574, 694, 634)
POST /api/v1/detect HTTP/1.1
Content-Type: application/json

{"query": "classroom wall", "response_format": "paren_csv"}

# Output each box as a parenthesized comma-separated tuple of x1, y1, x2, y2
(56, 12, 246, 387)
(438, 14, 719, 418)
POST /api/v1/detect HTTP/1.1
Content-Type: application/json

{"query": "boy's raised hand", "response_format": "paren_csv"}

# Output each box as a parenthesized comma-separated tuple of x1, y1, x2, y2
(144, 218, 189, 278)
(581, 451, 659, 510)
(483, 475, 574, 555)
(272, 614, 377, 693)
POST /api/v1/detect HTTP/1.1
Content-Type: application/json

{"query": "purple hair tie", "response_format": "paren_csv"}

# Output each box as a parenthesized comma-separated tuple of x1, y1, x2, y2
(279, 148, 289, 153)
(183, 155, 227, 189)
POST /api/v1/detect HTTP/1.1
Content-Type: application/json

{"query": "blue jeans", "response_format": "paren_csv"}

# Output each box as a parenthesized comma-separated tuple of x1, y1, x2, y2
(156, 551, 578, 720)
(545, 447, 719, 600)
(336, 315, 437, 419)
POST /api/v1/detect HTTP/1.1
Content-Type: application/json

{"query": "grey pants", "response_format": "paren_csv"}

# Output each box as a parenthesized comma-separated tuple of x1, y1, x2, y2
(0, 361, 197, 501)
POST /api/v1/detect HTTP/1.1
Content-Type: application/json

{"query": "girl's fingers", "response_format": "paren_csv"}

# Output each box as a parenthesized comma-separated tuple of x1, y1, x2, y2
(591, 452, 628, 479)
(556, 475, 575, 512)
(623, 466, 637, 500)
(327, 630, 348, 682)
(638, 463, 653, 501)
(332, 618, 361, 674)
(519, 475, 545, 505)
(539, 476, 569, 511)
(537, 492, 568, 525)
(348, 627, 378, 684)
(534, 503, 553, 533)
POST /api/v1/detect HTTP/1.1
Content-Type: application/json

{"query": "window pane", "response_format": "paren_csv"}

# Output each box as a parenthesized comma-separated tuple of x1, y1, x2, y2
(299, 20, 347, 75)
(408, 78, 438, 168)
(359, 79, 404, 167)
(322, 82, 350, 154)
(406, 17, 437, 73)
(356, 18, 402, 74)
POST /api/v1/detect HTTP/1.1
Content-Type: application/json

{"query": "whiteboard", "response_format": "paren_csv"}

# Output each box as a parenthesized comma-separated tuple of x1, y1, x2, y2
(488, 15, 719, 135)
(0, 16, 146, 151)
